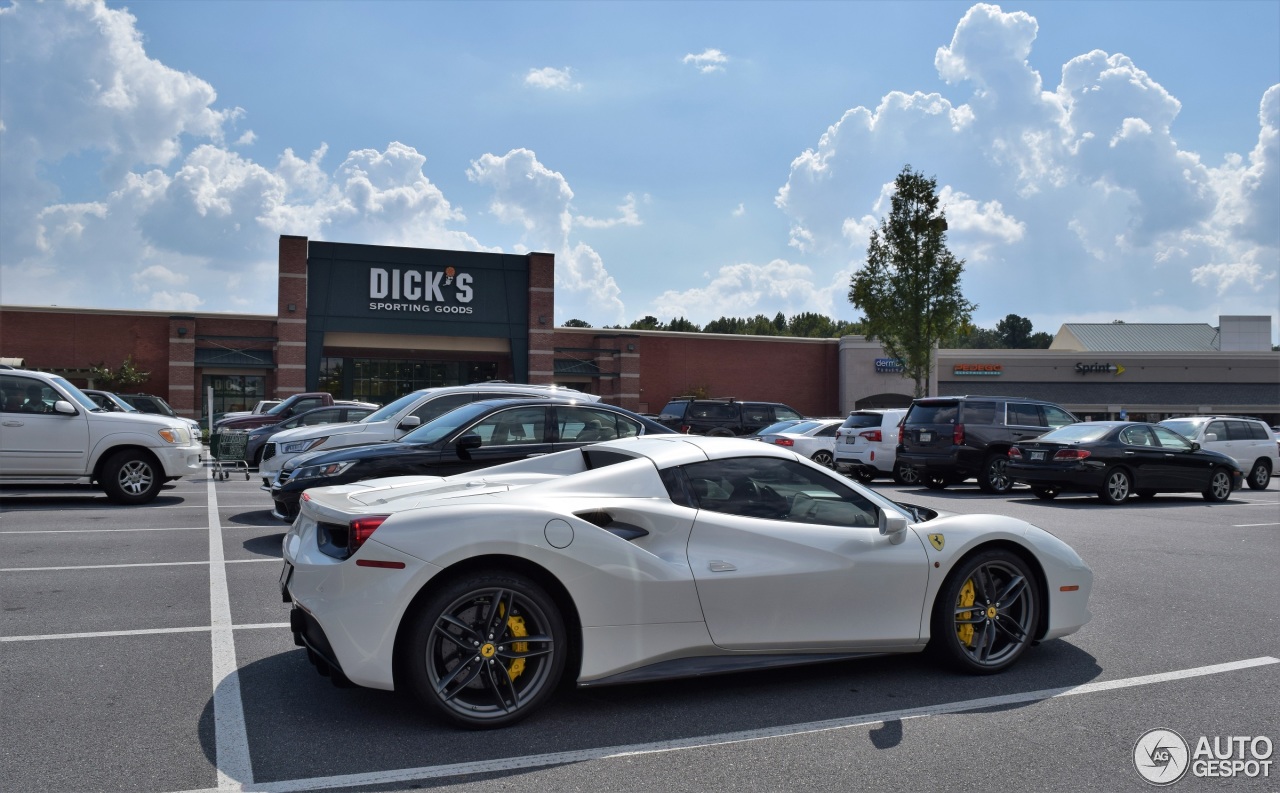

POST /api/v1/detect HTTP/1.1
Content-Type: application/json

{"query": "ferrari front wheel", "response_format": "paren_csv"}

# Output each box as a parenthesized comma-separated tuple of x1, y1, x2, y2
(931, 550, 1039, 674)
(402, 571, 566, 729)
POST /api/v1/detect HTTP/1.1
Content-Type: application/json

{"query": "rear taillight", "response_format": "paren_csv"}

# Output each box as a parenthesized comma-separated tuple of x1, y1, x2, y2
(774, 438, 795, 446)
(860, 430, 882, 442)
(349, 515, 388, 554)
(1054, 449, 1091, 461)
(953, 423, 965, 446)
(1008, 447, 1023, 460)
(680, 425, 691, 434)
(898, 424, 904, 446)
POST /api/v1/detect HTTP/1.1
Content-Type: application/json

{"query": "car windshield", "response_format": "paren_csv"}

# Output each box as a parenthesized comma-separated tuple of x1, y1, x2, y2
(781, 420, 823, 435)
(362, 391, 426, 423)
(54, 377, 102, 411)
(753, 420, 802, 436)
(1038, 424, 1112, 443)
(398, 401, 497, 445)
(105, 394, 139, 412)
(1159, 419, 1205, 437)
(841, 414, 882, 430)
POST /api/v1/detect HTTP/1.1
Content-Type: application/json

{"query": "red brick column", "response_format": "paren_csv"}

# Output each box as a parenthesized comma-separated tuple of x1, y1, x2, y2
(527, 252, 555, 385)
(167, 316, 196, 417)
(617, 335, 641, 412)
(277, 235, 309, 396)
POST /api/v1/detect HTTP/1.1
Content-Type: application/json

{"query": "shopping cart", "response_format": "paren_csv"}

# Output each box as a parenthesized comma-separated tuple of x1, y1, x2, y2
(208, 430, 251, 481)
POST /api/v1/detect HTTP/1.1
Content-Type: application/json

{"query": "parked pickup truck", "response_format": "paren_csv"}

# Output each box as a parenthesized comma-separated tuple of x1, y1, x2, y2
(0, 369, 204, 504)
(215, 393, 340, 432)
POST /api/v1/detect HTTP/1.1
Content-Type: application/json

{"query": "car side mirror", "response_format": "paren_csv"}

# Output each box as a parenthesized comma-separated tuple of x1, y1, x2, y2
(1191, 441, 1200, 452)
(879, 511, 908, 544)
(455, 433, 482, 460)
(53, 400, 76, 415)
(1204, 433, 1218, 442)
(397, 416, 422, 431)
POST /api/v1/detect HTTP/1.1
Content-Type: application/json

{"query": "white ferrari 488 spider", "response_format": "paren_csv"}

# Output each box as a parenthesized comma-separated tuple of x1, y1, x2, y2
(280, 436, 1092, 728)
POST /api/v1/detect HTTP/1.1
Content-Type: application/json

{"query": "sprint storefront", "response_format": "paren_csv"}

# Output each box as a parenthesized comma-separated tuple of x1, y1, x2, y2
(279, 238, 555, 403)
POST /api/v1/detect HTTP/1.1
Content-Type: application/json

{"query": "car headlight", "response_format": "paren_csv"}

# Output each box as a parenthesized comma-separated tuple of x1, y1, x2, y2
(280, 437, 329, 454)
(158, 427, 191, 444)
(290, 460, 356, 481)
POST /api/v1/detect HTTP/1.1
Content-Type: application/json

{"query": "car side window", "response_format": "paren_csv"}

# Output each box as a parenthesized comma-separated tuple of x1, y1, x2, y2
(348, 408, 375, 422)
(816, 423, 839, 437)
(962, 401, 998, 424)
(773, 406, 802, 421)
(742, 404, 771, 423)
(556, 406, 641, 442)
(692, 402, 737, 420)
(1043, 406, 1075, 428)
(1007, 403, 1043, 427)
(681, 457, 879, 527)
(466, 407, 548, 447)
(1152, 426, 1193, 451)
(1225, 420, 1253, 441)
(301, 410, 340, 426)
(1205, 420, 1229, 442)
(1, 375, 38, 413)
(411, 392, 474, 423)
(1119, 425, 1156, 446)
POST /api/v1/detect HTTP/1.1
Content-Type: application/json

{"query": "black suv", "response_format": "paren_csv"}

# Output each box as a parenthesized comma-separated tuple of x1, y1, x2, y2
(897, 395, 1078, 493)
(657, 398, 804, 436)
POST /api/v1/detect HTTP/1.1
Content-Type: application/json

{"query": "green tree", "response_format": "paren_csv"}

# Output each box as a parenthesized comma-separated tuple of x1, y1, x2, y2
(563, 318, 593, 328)
(849, 165, 975, 397)
(89, 356, 149, 389)
(628, 315, 661, 330)
(995, 314, 1034, 348)
(666, 316, 701, 332)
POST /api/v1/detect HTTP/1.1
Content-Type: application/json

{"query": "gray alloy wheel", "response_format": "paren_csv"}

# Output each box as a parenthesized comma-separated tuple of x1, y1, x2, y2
(404, 571, 566, 729)
(811, 450, 834, 469)
(893, 463, 921, 486)
(1030, 486, 1059, 501)
(1203, 468, 1233, 503)
(931, 549, 1039, 674)
(1098, 468, 1132, 505)
(101, 450, 163, 504)
(979, 454, 1013, 494)
(1246, 460, 1271, 490)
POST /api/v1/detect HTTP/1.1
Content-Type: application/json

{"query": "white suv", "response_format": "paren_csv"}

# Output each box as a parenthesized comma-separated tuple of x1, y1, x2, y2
(1158, 416, 1278, 490)
(833, 408, 909, 483)
(0, 369, 204, 503)
(256, 383, 599, 486)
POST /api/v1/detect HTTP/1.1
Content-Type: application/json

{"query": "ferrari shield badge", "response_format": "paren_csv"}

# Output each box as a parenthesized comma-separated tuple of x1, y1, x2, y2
(928, 533, 945, 551)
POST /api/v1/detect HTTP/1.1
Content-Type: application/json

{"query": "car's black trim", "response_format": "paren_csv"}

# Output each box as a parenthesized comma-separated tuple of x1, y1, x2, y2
(580, 651, 886, 687)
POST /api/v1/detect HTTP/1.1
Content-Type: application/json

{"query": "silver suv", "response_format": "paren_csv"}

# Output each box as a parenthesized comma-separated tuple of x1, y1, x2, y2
(1158, 416, 1277, 490)
(256, 383, 599, 485)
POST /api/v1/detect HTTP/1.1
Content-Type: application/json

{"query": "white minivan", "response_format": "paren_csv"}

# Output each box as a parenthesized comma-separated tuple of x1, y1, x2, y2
(833, 408, 909, 484)
(256, 383, 599, 487)
(0, 369, 204, 503)
(1158, 415, 1278, 490)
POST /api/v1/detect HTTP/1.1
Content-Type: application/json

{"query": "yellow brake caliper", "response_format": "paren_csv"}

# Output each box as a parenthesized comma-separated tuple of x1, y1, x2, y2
(956, 579, 976, 647)
(506, 615, 528, 680)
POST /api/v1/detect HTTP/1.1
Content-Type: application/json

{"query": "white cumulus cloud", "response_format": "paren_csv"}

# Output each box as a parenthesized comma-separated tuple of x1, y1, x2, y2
(683, 49, 728, 74)
(524, 66, 581, 91)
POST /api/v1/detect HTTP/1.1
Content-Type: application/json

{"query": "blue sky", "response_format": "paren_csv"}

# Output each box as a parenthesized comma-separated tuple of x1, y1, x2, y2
(2, 0, 1277, 341)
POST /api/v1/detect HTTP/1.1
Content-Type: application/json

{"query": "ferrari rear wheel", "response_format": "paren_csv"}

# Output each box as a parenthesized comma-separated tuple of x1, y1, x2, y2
(403, 571, 566, 729)
(931, 549, 1039, 674)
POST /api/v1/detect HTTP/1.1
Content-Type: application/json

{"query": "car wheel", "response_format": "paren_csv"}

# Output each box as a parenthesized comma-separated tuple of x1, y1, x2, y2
(892, 463, 921, 486)
(852, 468, 876, 483)
(978, 454, 1013, 495)
(1203, 468, 1233, 503)
(811, 450, 834, 468)
(1030, 486, 1059, 501)
(402, 571, 566, 729)
(1246, 459, 1271, 490)
(706, 428, 734, 438)
(1098, 468, 1132, 505)
(930, 549, 1039, 674)
(101, 450, 163, 504)
(924, 474, 949, 490)
(1135, 489, 1157, 501)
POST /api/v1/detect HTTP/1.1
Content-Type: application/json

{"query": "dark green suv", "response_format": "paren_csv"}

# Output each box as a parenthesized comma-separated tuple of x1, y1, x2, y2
(657, 398, 804, 436)
(897, 395, 1078, 493)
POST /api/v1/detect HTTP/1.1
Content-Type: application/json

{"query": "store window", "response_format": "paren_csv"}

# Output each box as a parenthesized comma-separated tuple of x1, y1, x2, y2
(317, 357, 344, 397)
(203, 374, 266, 417)
(349, 359, 498, 404)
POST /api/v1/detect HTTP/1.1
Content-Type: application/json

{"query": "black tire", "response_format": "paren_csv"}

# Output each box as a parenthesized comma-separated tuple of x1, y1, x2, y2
(852, 468, 875, 483)
(924, 474, 949, 490)
(1098, 468, 1132, 505)
(1202, 468, 1232, 503)
(810, 450, 834, 469)
(978, 453, 1014, 495)
(1030, 486, 1059, 501)
(401, 570, 566, 729)
(1135, 489, 1157, 501)
(101, 450, 163, 504)
(930, 549, 1039, 674)
(706, 428, 735, 438)
(1246, 459, 1271, 490)
(892, 463, 921, 486)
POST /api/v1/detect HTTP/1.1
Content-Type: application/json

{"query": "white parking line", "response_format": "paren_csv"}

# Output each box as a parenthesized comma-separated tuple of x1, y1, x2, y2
(0, 559, 278, 572)
(0, 527, 210, 534)
(170, 655, 1278, 793)
(0, 623, 289, 643)
(1232, 522, 1279, 527)
(207, 475, 255, 791)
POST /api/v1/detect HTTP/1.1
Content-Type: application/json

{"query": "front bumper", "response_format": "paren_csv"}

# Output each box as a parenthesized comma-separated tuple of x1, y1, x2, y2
(156, 442, 206, 478)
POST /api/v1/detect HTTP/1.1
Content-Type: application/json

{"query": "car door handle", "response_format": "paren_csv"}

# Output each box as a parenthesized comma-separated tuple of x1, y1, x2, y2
(1124, 451, 1135, 455)
(708, 560, 737, 572)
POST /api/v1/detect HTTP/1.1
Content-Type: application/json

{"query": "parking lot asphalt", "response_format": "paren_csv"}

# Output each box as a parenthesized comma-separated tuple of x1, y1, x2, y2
(1, 468, 1276, 793)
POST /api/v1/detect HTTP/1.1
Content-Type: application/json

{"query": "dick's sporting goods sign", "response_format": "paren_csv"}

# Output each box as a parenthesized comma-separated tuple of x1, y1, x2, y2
(368, 267, 475, 314)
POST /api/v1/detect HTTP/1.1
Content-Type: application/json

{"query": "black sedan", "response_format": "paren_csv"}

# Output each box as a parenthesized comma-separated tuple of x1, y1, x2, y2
(267, 398, 675, 521)
(1007, 421, 1244, 504)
